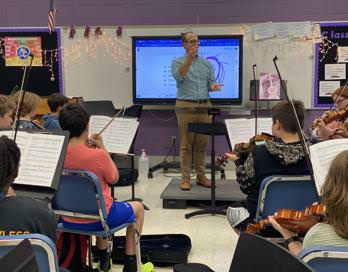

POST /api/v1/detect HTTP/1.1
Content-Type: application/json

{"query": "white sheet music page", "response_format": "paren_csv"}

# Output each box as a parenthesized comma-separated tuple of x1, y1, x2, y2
(89, 116, 139, 154)
(225, 118, 273, 147)
(15, 133, 64, 187)
(0, 131, 65, 187)
(310, 138, 348, 195)
(103, 117, 139, 154)
(0, 130, 27, 149)
(89, 115, 112, 135)
(255, 118, 273, 135)
(225, 119, 252, 147)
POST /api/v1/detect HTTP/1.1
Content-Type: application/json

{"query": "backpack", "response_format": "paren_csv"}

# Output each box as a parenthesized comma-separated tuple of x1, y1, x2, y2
(116, 168, 139, 186)
(56, 232, 89, 272)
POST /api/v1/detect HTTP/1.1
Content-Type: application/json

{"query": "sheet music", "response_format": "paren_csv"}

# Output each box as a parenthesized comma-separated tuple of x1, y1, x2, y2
(310, 138, 348, 195)
(0, 131, 65, 187)
(89, 116, 139, 154)
(225, 118, 272, 147)
(256, 118, 272, 135)
(225, 119, 253, 147)
(89, 115, 111, 135)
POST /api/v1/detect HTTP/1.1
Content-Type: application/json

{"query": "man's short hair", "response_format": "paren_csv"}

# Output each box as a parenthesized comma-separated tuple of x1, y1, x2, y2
(59, 104, 89, 138)
(47, 93, 69, 112)
(0, 95, 14, 117)
(271, 100, 305, 133)
(181, 31, 195, 43)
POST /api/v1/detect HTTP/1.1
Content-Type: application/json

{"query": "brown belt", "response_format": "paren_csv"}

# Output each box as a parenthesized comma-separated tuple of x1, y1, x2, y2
(177, 99, 209, 104)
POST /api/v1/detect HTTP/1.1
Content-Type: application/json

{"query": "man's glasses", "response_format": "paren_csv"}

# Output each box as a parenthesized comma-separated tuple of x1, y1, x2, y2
(185, 39, 200, 45)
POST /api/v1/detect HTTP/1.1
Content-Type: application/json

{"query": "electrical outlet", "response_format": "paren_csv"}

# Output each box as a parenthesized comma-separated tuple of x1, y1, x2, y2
(171, 136, 176, 145)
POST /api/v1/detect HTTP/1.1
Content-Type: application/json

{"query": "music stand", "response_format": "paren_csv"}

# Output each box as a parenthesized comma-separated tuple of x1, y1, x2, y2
(0, 239, 38, 272)
(121, 105, 149, 210)
(82, 100, 117, 116)
(229, 232, 313, 272)
(185, 108, 227, 219)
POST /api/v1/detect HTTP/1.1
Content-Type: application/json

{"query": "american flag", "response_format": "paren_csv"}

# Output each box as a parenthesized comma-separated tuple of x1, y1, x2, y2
(48, 0, 57, 34)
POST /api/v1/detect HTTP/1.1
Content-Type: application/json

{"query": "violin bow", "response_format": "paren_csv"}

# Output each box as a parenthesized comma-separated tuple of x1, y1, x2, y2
(96, 106, 125, 136)
(273, 56, 315, 182)
(12, 54, 34, 142)
(252, 64, 258, 136)
(329, 79, 348, 111)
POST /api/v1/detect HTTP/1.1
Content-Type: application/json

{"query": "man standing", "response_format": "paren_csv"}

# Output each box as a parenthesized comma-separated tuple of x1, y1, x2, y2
(172, 31, 222, 190)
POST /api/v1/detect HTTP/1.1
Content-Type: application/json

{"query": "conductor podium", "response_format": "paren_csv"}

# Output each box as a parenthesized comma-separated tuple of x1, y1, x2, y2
(185, 108, 228, 219)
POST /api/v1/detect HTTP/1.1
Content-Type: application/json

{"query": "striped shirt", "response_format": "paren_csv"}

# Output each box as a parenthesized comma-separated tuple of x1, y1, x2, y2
(303, 223, 348, 248)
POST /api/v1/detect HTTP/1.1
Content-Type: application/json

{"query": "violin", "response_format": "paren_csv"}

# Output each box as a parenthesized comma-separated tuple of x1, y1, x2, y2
(311, 105, 348, 129)
(30, 120, 45, 129)
(216, 133, 274, 168)
(245, 203, 326, 235)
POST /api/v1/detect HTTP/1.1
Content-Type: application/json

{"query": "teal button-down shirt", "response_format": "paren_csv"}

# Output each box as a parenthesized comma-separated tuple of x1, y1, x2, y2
(171, 56, 216, 100)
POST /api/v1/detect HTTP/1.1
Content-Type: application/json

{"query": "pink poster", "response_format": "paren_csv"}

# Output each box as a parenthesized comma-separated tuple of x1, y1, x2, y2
(259, 73, 281, 100)
(4, 37, 42, 66)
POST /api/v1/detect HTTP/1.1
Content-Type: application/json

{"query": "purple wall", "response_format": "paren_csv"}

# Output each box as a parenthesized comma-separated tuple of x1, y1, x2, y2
(1, 0, 348, 26)
(1, 1, 330, 155)
(134, 109, 325, 156)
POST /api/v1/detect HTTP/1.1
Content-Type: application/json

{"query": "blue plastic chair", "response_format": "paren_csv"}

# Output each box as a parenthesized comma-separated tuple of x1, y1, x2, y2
(52, 169, 141, 271)
(299, 246, 348, 272)
(0, 233, 59, 272)
(255, 175, 319, 221)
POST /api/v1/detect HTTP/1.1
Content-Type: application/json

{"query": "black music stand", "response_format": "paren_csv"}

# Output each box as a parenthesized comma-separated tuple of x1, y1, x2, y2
(113, 105, 149, 210)
(82, 100, 117, 116)
(124, 105, 149, 210)
(0, 239, 38, 272)
(185, 108, 227, 219)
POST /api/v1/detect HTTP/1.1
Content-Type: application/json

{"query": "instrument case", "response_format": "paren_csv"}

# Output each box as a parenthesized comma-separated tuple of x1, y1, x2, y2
(93, 234, 192, 266)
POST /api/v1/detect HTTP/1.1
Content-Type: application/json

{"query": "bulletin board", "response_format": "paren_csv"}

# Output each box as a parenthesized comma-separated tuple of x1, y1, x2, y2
(0, 28, 63, 96)
(314, 22, 348, 107)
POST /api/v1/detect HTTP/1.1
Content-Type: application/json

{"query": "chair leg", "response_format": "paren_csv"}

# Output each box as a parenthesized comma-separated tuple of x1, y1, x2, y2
(134, 222, 142, 272)
(88, 236, 93, 272)
(105, 236, 113, 272)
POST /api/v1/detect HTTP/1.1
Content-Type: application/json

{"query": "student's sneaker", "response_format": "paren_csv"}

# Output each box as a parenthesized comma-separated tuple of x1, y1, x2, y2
(227, 207, 250, 228)
(141, 262, 155, 272)
(123, 259, 155, 272)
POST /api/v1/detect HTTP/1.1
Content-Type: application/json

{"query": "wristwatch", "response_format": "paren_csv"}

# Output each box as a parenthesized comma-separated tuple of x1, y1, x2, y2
(285, 235, 301, 249)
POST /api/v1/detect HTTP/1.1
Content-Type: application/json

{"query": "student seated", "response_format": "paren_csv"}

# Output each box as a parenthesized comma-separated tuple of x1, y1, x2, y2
(0, 135, 57, 242)
(10, 91, 42, 129)
(311, 85, 348, 141)
(0, 95, 14, 129)
(59, 104, 145, 272)
(269, 149, 348, 255)
(43, 93, 69, 130)
(225, 100, 309, 230)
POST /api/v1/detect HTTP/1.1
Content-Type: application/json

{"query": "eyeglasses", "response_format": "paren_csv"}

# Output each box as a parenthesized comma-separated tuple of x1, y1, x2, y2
(185, 39, 200, 45)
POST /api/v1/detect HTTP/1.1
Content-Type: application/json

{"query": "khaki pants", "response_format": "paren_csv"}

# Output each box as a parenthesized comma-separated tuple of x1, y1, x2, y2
(175, 100, 212, 179)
